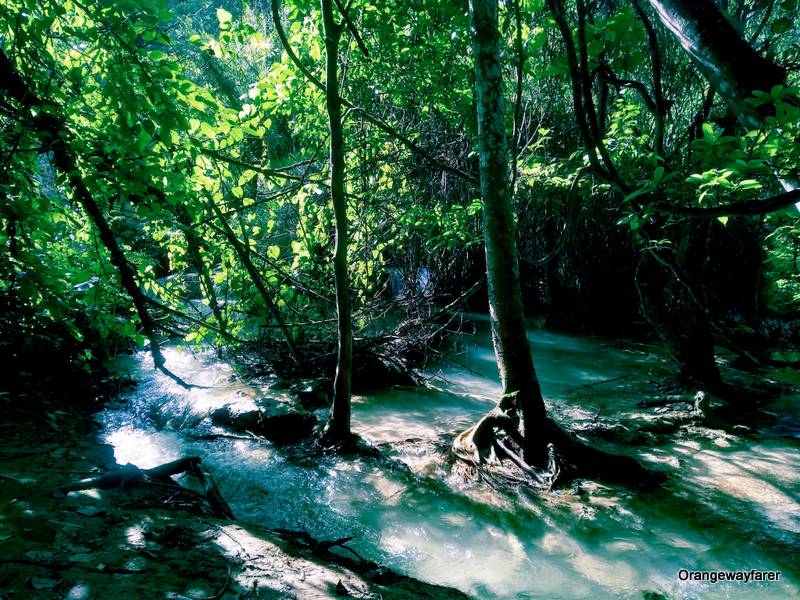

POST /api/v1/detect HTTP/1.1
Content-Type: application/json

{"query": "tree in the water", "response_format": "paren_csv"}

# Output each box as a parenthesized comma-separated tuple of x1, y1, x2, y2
(452, 0, 556, 477)
(319, 0, 354, 443)
(454, 0, 658, 487)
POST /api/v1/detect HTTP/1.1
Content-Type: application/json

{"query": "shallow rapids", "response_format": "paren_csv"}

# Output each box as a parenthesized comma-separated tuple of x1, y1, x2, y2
(99, 318, 800, 599)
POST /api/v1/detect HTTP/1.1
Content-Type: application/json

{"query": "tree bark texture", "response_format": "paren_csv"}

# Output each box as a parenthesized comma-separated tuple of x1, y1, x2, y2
(470, 0, 547, 464)
(647, 0, 786, 127)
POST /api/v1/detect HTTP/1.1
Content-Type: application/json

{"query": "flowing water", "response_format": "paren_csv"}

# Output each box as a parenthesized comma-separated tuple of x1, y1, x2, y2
(99, 316, 800, 599)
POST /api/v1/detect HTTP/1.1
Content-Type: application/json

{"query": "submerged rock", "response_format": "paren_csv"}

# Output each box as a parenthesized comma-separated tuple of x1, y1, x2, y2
(291, 377, 333, 410)
(209, 402, 317, 444)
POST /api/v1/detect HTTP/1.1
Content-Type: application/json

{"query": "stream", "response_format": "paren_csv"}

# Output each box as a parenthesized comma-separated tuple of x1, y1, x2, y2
(99, 316, 800, 599)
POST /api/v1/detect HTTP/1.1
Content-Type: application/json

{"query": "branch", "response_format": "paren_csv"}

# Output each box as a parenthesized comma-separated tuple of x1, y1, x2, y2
(206, 196, 302, 365)
(511, 0, 525, 188)
(332, 0, 371, 59)
(192, 141, 312, 182)
(632, 0, 667, 158)
(653, 188, 800, 217)
(596, 65, 656, 113)
(0, 49, 197, 390)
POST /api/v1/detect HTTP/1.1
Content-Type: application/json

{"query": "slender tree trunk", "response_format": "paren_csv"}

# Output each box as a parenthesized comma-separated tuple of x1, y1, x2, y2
(632, 0, 667, 160)
(320, 0, 353, 442)
(0, 49, 199, 386)
(470, 0, 547, 464)
(635, 241, 721, 388)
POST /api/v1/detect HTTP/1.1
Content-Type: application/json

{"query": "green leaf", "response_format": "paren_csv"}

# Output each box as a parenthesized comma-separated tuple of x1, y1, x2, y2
(771, 17, 791, 34)
(623, 187, 651, 203)
(738, 179, 763, 191)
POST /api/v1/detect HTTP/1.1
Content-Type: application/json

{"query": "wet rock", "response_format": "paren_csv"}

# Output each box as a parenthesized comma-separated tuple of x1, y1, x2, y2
(209, 402, 316, 444)
(352, 352, 417, 392)
(291, 378, 333, 410)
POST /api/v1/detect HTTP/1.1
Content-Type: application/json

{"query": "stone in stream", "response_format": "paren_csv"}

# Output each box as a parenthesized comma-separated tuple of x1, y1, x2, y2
(209, 400, 317, 443)
(291, 377, 333, 410)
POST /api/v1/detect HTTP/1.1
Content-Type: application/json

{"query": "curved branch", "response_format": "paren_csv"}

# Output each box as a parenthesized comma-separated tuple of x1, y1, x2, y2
(653, 188, 800, 217)
(0, 48, 195, 389)
(596, 65, 656, 114)
(332, 0, 370, 59)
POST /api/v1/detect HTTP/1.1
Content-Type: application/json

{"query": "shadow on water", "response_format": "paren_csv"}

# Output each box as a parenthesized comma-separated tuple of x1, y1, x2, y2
(99, 322, 800, 599)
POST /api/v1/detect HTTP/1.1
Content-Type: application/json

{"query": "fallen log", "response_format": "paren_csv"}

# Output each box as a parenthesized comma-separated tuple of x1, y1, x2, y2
(58, 456, 234, 519)
(59, 457, 201, 493)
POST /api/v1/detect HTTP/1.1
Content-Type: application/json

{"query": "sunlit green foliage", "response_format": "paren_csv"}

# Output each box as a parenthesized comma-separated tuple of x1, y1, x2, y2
(0, 0, 797, 363)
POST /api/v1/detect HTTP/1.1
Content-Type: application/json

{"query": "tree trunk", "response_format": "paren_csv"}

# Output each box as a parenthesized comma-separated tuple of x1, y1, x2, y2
(469, 0, 547, 465)
(649, 0, 799, 198)
(647, 0, 786, 128)
(0, 50, 202, 387)
(320, 0, 353, 442)
(635, 242, 722, 388)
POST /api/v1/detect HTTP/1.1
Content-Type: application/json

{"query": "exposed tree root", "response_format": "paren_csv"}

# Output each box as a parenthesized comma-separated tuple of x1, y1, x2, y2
(453, 401, 663, 490)
(314, 428, 381, 458)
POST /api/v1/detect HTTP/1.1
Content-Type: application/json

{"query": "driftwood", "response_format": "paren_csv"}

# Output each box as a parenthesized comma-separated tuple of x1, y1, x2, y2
(60, 457, 202, 492)
(59, 456, 233, 519)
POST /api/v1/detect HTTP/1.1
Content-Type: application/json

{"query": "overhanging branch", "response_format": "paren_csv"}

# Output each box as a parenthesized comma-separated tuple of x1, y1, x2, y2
(653, 188, 800, 217)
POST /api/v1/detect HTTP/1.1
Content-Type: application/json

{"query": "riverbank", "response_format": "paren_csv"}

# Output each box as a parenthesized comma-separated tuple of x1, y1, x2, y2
(0, 399, 468, 599)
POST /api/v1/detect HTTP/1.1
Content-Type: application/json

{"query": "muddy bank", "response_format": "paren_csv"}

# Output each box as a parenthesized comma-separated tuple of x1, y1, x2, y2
(0, 410, 469, 599)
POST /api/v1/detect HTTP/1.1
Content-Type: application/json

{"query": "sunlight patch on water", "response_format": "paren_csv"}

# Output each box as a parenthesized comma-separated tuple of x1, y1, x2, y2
(105, 427, 183, 469)
(569, 551, 640, 595)
(380, 525, 536, 599)
(690, 447, 800, 534)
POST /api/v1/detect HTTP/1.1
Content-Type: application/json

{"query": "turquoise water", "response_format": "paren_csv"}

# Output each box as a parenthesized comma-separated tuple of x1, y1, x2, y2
(100, 318, 800, 599)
